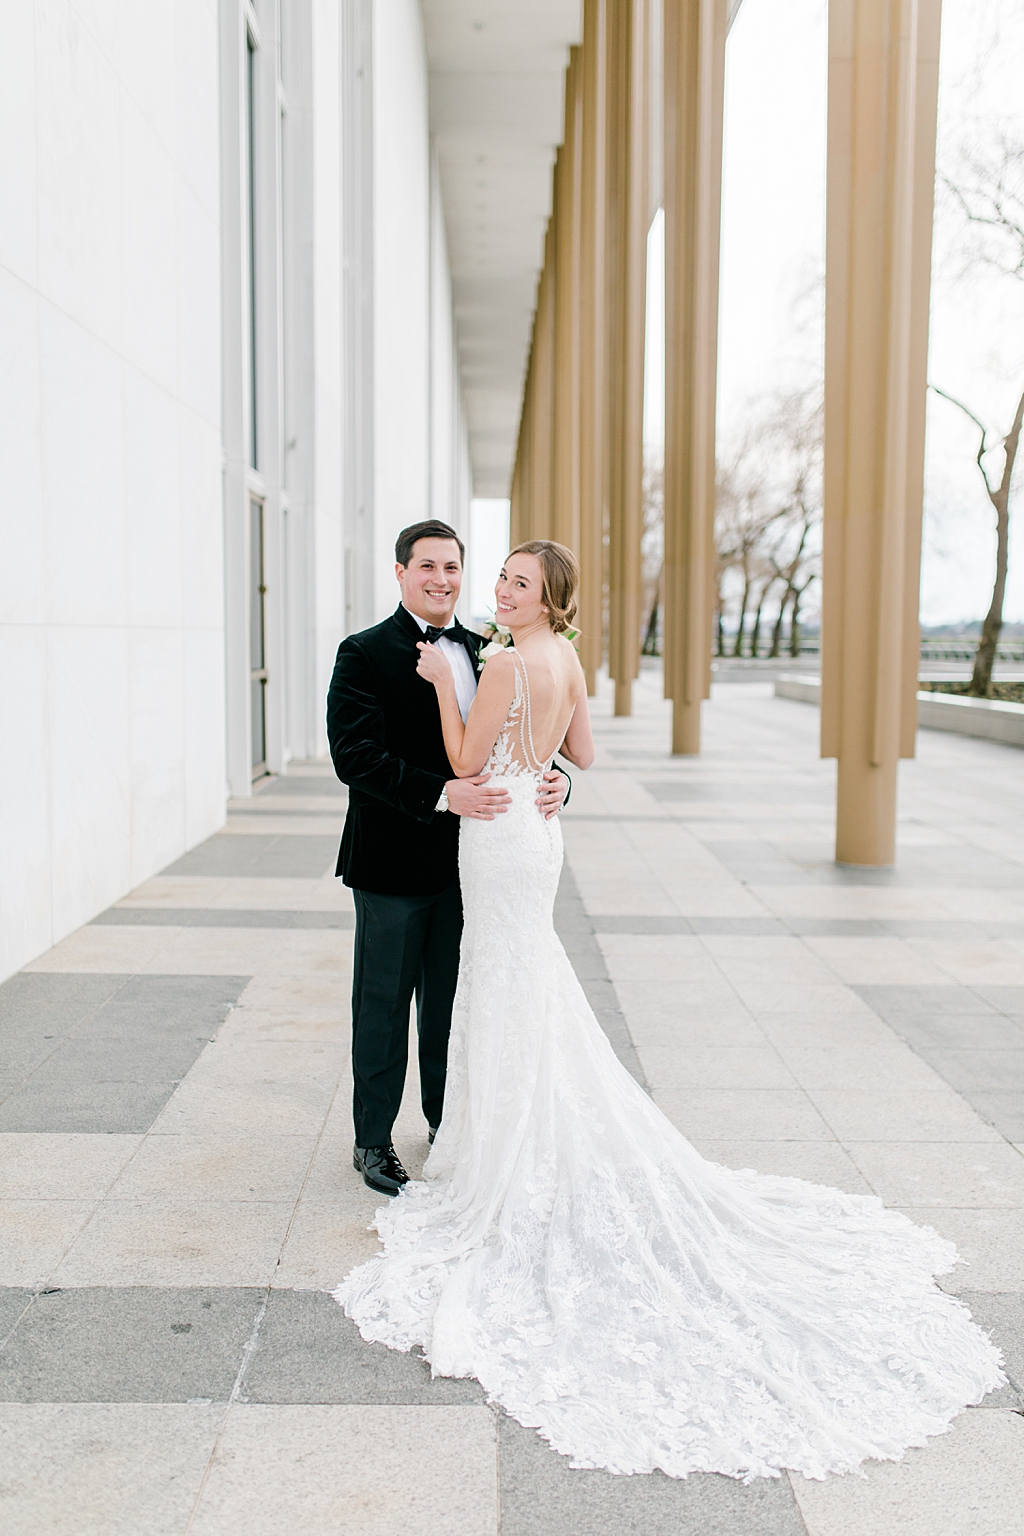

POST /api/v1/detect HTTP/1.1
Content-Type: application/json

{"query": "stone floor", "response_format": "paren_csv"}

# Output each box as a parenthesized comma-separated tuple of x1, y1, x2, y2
(1, 665, 1022, 1535)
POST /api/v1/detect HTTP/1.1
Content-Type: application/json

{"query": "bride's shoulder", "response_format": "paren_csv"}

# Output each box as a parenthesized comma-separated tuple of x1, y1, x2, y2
(555, 632, 586, 683)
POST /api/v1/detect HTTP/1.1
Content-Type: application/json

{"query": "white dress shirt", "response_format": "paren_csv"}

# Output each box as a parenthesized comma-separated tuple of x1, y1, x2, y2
(403, 607, 478, 723)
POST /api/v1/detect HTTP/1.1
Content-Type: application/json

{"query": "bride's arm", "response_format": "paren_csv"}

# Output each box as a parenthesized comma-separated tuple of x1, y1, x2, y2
(415, 644, 516, 776)
(558, 670, 595, 770)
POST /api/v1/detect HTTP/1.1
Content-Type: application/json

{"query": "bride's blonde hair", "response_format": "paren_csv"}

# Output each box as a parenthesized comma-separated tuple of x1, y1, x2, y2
(507, 540, 579, 634)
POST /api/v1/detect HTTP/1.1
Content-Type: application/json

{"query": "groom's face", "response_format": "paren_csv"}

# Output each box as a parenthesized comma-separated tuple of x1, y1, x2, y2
(395, 538, 463, 626)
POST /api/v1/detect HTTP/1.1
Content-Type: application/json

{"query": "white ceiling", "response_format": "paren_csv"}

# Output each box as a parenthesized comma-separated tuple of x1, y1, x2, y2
(422, 1, 583, 496)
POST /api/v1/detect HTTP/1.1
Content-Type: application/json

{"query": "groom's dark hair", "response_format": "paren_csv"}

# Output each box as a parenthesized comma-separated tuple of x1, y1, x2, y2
(395, 520, 465, 568)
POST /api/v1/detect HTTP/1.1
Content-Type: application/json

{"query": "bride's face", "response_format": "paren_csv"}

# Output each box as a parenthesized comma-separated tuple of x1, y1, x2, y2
(495, 554, 548, 631)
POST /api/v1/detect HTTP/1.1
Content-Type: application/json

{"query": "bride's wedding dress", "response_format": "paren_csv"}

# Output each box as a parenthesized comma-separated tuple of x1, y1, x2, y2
(335, 653, 1004, 1482)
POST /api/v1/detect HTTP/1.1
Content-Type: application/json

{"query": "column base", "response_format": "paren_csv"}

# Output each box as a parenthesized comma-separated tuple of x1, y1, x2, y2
(834, 754, 899, 867)
(613, 678, 632, 716)
(671, 698, 702, 755)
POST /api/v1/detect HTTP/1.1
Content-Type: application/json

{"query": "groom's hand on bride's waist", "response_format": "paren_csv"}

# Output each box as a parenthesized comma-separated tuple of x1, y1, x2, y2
(536, 768, 569, 821)
(445, 774, 513, 820)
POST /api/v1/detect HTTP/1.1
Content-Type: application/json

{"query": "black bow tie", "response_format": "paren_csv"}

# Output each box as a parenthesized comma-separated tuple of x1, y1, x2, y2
(423, 624, 456, 644)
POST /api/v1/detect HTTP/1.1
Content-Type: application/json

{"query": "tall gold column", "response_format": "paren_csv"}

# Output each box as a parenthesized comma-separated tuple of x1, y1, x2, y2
(821, 0, 942, 864)
(662, 0, 728, 754)
(552, 50, 583, 556)
(605, 0, 649, 717)
(577, 0, 608, 693)
(526, 228, 557, 541)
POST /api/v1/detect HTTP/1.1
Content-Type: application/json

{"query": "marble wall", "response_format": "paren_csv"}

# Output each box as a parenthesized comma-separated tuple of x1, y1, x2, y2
(0, 0, 225, 979)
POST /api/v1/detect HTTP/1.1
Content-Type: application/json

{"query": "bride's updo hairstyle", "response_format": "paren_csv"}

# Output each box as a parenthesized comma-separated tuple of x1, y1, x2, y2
(508, 540, 579, 634)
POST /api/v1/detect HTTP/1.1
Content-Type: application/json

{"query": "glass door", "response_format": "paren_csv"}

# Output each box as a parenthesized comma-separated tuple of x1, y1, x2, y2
(250, 496, 268, 777)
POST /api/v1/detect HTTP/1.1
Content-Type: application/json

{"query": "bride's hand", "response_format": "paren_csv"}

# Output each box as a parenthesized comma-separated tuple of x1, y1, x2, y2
(416, 642, 453, 688)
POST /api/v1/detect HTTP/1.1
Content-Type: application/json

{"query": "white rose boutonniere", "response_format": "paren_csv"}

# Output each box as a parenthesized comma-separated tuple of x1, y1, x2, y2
(477, 620, 513, 674)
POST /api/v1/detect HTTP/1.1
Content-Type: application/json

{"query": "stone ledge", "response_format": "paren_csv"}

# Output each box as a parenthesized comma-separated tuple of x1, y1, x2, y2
(774, 675, 1024, 749)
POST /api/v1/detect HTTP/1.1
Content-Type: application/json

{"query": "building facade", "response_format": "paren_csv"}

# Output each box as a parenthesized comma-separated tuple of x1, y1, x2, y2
(0, 0, 505, 982)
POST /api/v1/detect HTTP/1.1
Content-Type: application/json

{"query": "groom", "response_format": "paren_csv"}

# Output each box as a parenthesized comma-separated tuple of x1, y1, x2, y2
(327, 520, 569, 1194)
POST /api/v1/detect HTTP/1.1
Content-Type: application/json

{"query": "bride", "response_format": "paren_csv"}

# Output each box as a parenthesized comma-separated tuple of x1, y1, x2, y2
(334, 539, 1005, 1482)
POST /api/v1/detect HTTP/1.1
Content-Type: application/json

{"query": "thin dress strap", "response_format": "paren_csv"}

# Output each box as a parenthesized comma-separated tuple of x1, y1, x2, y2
(510, 650, 544, 774)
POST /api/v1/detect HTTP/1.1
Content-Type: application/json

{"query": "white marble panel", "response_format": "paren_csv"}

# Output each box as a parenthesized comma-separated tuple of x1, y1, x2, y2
(118, 0, 176, 153)
(179, 411, 224, 626)
(128, 627, 186, 885)
(124, 369, 182, 627)
(47, 626, 132, 939)
(173, 0, 221, 218)
(34, 2, 121, 345)
(0, 0, 37, 284)
(0, 628, 53, 978)
(0, 273, 44, 624)
(176, 180, 221, 423)
(183, 626, 228, 849)
(119, 105, 177, 391)
(38, 302, 127, 626)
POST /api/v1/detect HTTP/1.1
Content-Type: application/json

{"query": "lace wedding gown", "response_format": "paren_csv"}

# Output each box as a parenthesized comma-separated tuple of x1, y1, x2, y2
(335, 652, 1005, 1482)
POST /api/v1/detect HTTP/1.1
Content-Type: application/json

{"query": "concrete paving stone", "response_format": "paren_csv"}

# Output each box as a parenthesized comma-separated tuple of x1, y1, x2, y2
(772, 1044, 945, 1092)
(752, 887, 948, 920)
(687, 916, 791, 935)
(806, 1087, 1003, 1143)
(221, 813, 346, 836)
(755, 1014, 899, 1049)
(688, 1139, 874, 1193)
(783, 917, 888, 936)
(587, 914, 694, 933)
(732, 983, 877, 1016)
(638, 1045, 797, 1091)
(497, 1414, 809, 1536)
(0, 1402, 224, 1536)
(596, 936, 724, 984)
(905, 1207, 1024, 1292)
(854, 983, 998, 1018)
(958, 1090, 1024, 1143)
(0, 1290, 33, 1348)
(654, 1088, 835, 1142)
(189, 1403, 498, 1536)
(613, 978, 757, 1030)
(108, 1132, 318, 1202)
(973, 984, 1024, 1013)
(887, 1013, 1024, 1051)
(0, 1286, 261, 1402)
(23, 925, 178, 973)
(233, 973, 347, 1023)
(125, 928, 289, 976)
(800, 937, 955, 986)
(30, 1033, 208, 1083)
(0, 1133, 140, 1199)
(71, 974, 251, 1040)
(182, 1039, 346, 1092)
(243, 1290, 484, 1404)
(957, 1293, 1024, 1398)
(0, 1035, 61, 1077)
(880, 919, 1001, 941)
(91, 906, 354, 928)
(0, 971, 126, 1034)
(848, 1142, 1024, 1208)
(162, 832, 338, 879)
(150, 1077, 336, 1137)
(0, 1201, 98, 1287)
(274, 1196, 385, 1289)
(0, 1080, 180, 1135)
(260, 774, 345, 797)
(50, 1199, 294, 1288)
(916, 1048, 1024, 1091)
(789, 1407, 1024, 1536)
(909, 938, 1024, 987)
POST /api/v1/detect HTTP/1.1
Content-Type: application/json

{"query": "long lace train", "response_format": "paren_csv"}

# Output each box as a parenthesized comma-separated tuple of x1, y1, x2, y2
(334, 680, 1004, 1481)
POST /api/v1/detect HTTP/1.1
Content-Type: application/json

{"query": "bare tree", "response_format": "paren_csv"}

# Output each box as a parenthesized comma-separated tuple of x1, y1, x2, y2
(930, 382, 1024, 695)
(716, 387, 822, 660)
(934, 131, 1024, 696)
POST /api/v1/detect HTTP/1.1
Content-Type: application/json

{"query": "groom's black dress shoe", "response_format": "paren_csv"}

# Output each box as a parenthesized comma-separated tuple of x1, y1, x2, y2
(428, 1126, 438, 1145)
(353, 1144, 409, 1195)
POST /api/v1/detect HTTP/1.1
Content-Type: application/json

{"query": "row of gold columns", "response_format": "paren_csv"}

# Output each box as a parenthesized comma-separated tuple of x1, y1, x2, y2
(510, 0, 943, 867)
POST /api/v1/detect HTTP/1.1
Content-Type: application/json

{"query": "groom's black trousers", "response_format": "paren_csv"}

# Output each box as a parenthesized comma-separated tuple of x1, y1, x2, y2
(350, 880, 463, 1148)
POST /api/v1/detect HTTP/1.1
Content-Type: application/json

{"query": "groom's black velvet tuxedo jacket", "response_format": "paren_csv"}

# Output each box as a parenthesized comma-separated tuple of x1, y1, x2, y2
(326, 605, 484, 897)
